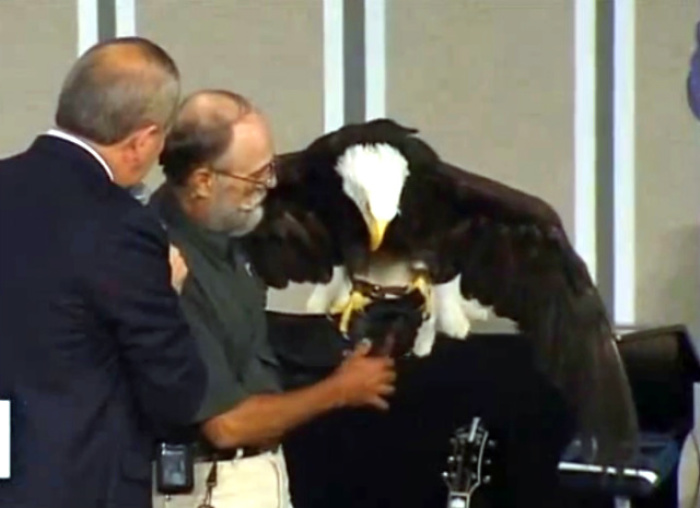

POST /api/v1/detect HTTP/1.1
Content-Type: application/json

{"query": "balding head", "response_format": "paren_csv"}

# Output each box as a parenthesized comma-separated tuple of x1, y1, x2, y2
(160, 90, 276, 235)
(160, 90, 272, 185)
(55, 36, 180, 145)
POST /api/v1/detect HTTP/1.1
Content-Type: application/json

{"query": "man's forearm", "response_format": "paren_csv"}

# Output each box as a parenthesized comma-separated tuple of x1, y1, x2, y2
(202, 375, 345, 449)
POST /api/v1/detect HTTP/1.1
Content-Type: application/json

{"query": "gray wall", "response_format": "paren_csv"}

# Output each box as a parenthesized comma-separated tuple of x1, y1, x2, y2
(0, 0, 77, 156)
(636, 1, 700, 335)
(136, 0, 325, 190)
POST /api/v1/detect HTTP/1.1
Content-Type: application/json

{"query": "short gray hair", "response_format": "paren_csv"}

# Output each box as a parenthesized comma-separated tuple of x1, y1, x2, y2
(55, 36, 180, 145)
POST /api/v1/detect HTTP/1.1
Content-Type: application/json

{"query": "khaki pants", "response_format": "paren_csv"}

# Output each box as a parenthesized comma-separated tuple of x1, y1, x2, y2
(152, 448, 293, 508)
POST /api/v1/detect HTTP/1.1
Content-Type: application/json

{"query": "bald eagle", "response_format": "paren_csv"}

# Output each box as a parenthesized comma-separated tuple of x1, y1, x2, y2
(241, 119, 638, 465)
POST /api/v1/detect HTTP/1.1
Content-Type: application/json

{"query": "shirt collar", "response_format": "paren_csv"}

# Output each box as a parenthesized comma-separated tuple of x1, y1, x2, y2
(45, 128, 114, 181)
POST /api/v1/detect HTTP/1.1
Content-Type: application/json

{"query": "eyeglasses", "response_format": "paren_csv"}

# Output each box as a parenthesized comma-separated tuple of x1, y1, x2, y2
(211, 158, 277, 190)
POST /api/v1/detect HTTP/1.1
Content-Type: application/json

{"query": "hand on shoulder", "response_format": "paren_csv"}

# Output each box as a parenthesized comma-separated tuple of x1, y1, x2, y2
(169, 245, 188, 294)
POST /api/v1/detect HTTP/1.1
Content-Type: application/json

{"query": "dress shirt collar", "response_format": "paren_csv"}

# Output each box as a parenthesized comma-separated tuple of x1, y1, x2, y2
(45, 128, 114, 181)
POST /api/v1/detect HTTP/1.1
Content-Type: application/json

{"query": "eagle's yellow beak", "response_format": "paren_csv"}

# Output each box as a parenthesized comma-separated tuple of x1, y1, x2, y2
(369, 218, 389, 251)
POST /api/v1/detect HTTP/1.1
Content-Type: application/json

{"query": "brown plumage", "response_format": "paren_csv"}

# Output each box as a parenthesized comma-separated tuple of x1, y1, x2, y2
(240, 119, 639, 467)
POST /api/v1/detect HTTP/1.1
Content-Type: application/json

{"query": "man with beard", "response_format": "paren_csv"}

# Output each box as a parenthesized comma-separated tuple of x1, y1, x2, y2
(149, 90, 397, 508)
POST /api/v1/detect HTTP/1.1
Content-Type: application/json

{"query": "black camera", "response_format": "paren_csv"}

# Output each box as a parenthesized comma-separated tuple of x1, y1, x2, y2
(155, 442, 194, 495)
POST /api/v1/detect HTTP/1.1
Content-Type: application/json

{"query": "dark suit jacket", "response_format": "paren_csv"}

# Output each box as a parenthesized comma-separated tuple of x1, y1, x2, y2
(0, 135, 207, 508)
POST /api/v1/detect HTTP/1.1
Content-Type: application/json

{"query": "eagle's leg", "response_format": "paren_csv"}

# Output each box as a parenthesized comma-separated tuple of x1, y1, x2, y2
(330, 289, 372, 334)
(408, 271, 433, 317)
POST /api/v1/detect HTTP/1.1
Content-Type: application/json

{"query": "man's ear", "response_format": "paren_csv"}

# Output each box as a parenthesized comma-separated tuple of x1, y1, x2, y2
(135, 124, 161, 151)
(188, 167, 215, 199)
(120, 124, 159, 164)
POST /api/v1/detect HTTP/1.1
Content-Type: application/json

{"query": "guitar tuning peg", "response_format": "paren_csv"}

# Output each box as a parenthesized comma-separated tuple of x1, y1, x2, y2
(488, 440, 496, 448)
(470, 456, 477, 463)
(483, 476, 492, 484)
(447, 456, 455, 463)
(485, 459, 492, 465)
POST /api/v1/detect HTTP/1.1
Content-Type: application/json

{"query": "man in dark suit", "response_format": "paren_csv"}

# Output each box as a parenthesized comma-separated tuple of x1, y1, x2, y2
(0, 37, 207, 508)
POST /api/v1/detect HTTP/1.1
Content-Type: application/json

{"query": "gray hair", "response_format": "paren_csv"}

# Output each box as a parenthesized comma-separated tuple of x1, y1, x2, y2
(55, 36, 180, 145)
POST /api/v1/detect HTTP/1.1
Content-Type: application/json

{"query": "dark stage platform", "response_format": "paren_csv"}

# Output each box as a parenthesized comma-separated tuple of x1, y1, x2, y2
(267, 312, 700, 508)
(268, 311, 575, 508)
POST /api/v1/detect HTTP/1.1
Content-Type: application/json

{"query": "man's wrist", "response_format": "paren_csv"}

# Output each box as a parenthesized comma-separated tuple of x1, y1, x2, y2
(315, 373, 348, 410)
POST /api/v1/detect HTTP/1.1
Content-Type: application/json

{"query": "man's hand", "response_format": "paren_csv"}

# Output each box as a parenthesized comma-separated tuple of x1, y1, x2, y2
(168, 245, 188, 294)
(330, 339, 397, 411)
(200, 337, 398, 449)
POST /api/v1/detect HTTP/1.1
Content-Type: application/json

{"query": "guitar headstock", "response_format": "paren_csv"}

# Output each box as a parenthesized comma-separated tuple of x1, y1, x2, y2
(442, 417, 497, 508)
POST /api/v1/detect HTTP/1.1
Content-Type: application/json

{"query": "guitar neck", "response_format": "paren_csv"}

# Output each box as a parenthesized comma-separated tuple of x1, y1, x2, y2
(443, 417, 495, 508)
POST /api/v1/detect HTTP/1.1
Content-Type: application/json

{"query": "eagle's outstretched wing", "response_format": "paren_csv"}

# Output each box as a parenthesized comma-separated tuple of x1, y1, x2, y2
(405, 148, 638, 466)
(240, 152, 340, 288)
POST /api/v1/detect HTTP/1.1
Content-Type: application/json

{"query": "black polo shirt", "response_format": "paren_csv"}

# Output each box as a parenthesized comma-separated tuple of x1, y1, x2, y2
(149, 185, 281, 423)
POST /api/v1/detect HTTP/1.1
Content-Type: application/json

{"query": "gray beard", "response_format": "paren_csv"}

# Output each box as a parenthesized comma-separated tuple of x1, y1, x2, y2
(228, 206, 264, 237)
(206, 203, 263, 237)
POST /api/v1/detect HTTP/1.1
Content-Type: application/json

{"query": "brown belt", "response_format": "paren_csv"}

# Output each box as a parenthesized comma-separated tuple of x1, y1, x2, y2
(195, 444, 279, 463)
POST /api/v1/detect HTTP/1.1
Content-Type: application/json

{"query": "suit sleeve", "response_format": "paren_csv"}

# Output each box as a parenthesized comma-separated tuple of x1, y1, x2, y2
(88, 204, 207, 427)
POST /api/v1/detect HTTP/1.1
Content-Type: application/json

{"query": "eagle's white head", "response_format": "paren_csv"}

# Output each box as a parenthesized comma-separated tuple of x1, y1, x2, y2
(335, 143, 409, 251)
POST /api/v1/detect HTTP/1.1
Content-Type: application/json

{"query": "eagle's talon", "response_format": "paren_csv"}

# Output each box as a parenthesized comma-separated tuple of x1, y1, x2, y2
(409, 272, 433, 318)
(331, 290, 371, 334)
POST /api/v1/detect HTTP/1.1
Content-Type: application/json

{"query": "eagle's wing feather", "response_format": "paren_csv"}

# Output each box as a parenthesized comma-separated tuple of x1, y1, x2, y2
(415, 159, 638, 466)
(240, 152, 338, 288)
